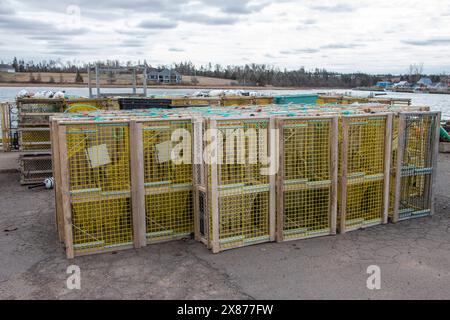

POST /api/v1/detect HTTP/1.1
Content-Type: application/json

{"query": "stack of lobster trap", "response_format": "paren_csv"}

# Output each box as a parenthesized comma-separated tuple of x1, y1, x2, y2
(1, 102, 15, 152)
(49, 105, 441, 259)
(15, 98, 115, 184)
(17, 98, 63, 184)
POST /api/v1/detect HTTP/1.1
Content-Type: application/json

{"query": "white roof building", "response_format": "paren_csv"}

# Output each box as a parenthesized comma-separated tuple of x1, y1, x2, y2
(0, 64, 15, 73)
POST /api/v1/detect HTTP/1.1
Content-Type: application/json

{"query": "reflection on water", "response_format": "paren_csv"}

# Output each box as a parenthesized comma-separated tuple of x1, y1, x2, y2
(0, 86, 448, 119)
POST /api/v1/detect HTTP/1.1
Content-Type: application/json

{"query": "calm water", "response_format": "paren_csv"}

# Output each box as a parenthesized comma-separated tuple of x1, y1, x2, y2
(1, 86, 448, 119)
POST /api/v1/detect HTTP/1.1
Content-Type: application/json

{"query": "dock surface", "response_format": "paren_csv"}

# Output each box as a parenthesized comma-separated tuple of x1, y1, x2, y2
(0, 153, 450, 299)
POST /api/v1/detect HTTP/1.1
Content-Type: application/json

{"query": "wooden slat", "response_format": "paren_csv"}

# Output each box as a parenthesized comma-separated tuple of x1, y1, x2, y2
(276, 119, 284, 242)
(330, 116, 339, 235)
(130, 121, 146, 248)
(382, 114, 393, 224)
(269, 117, 276, 242)
(430, 112, 441, 216)
(340, 117, 349, 233)
(58, 125, 74, 259)
(50, 120, 61, 242)
(193, 119, 202, 241)
(393, 115, 406, 223)
(210, 120, 220, 253)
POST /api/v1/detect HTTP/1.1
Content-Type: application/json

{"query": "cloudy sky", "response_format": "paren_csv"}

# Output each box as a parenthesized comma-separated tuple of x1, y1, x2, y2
(0, 0, 449, 74)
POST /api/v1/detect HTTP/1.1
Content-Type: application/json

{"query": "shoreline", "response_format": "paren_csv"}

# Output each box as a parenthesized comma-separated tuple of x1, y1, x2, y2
(0, 82, 350, 91)
(353, 88, 450, 95)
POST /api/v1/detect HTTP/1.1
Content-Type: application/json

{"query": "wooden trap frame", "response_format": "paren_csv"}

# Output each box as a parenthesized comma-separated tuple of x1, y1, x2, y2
(339, 113, 393, 233)
(276, 115, 339, 241)
(194, 116, 277, 253)
(52, 115, 196, 258)
(390, 111, 441, 222)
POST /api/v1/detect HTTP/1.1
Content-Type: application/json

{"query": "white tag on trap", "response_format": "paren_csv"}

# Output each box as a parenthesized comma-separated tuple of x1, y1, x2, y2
(85, 144, 111, 168)
(155, 141, 173, 163)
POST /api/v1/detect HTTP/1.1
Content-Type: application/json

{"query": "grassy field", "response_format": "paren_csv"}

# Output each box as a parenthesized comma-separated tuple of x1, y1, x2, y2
(0, 72, 238, 87)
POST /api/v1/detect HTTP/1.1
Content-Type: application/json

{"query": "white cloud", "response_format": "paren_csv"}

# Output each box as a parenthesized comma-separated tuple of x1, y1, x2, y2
(0, 0, 449, 73)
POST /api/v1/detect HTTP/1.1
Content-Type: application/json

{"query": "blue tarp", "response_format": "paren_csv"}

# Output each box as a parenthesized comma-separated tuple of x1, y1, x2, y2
(274, 94, 318, 105)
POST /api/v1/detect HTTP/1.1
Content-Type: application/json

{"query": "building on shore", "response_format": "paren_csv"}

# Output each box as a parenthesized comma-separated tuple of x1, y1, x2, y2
(417, 77, 433, 87)
(393, 80, 411, 88)
(0, 64, 15, 73)
(147, 68, 182, 84)
(376, 81, 392, 89)
(441, 76, 450, 87)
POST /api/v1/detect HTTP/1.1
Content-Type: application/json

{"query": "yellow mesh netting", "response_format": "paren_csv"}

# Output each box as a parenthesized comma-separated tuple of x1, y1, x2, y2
(142, 120, 194, 242)
(282, 118, 332, 239)
(66, 123, 132, 254)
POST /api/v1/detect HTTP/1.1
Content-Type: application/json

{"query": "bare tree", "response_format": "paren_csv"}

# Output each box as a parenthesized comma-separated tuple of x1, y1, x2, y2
(190, 76, 199, 85)
(75, 69, 84, 83)
(408, 63, 423, 83)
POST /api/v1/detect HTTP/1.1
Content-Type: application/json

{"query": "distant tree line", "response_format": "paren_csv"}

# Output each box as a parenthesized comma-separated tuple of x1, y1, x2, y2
(3, 57, 448, 88)
(172, 61, 383, 87)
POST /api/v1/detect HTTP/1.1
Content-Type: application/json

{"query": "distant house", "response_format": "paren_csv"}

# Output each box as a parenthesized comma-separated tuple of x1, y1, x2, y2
(441, 76, 450, 87)
(376, 81, 392, 88)
(417, 77, 433, 87)
(0, 64, 15, 73)
(393, 80, 410, 88)
(432, 82, 448, 89)
(147, 68, 182, 84)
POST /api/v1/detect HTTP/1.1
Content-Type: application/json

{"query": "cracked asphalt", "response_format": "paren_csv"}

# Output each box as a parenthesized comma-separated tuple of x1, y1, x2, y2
(0, 153, 449, 300)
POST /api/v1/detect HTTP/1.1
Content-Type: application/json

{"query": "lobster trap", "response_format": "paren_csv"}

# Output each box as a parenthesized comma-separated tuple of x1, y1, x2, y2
(1, 103, 8, 151)
(52, 115, 196, 258)
(339, 114, 393, 233)
(220, 96, 274, 106)
(17, 98, 65, 114)
(17, 99, 61, 147)
(276, 116, 338, 241)
(138, 118, 195, 244)
(17, 97, 116, 137)
(53, 119, 134, 258)
(18, 127, 51, 152)
(18, 98, 120, 187)
(390, 112, 441, 222)
(1, 102, 19, 152)
(19, 154, 52, 184)
(195, 117, 276, 253)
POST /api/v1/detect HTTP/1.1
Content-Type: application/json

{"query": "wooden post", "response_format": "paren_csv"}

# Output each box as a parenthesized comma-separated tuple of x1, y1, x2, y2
(143, 67, 148, 97)
(330, 116, 339, 235)
(88, 66, 92, 98)
(393, 114, 406, 223)
(130, 120, 146, 248)
(340, 117, 349, 234)
(276, 119, 284, 242)
(95, 64, 100, 97)
(58, 125, 74, 259)
(382, 113, 393, 224)
(132, 68, 137, 95)
(210, 120, 220, 253)
(268, 117, 276, 242)
(1, 103, 6, 152)
(193, 119, 202, 241)
(50, 120, 64, 243)
(430, 112, 441, 216)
